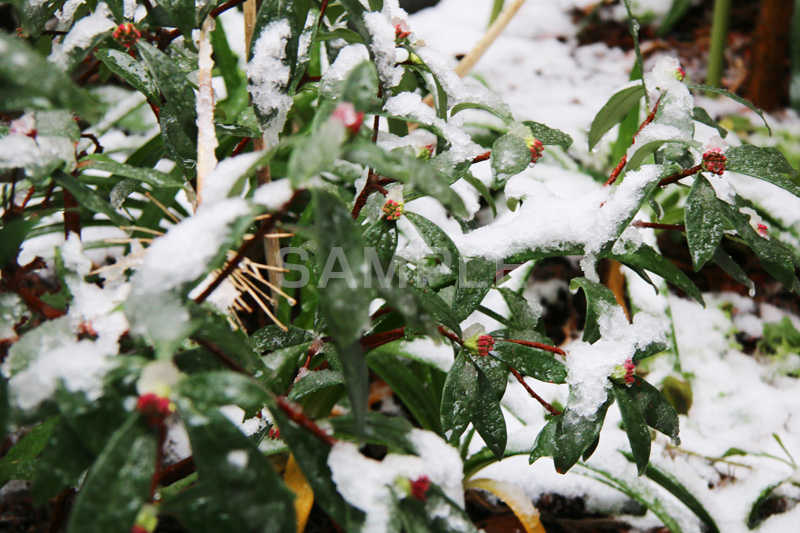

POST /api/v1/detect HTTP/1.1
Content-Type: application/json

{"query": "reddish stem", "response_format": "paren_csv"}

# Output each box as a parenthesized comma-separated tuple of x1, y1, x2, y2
(497, 338, 566, 356)
(62, 189, 81, 239)
(509, 367, 562, 416)
(657, 164, 703, 187)
(633, 221, 686, 232)
(231, 137, 252, 157)
(437, 325, 463, 345)
(472, 151, 491, 164)
(157, 457, 196, 487)
(149, 424, 167, 501)
(604, 95, 662, 187)
(318, 0, 329, 28)
(362, 327, 406, 351)
(275, 396, 337, 447)
(210, 0, 248, 18)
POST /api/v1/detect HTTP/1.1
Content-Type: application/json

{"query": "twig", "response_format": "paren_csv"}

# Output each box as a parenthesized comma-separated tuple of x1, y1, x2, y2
(275, 396, 337, 447)
(193, 190, 303, 305)
(437, 325, 463, 345)
(193, 337, 247, 374)
(472, 151, 491, 164)
(497, 338, 566, 356)
(210, 0, 248, 18)
(633, 221, 686, 232)
(509, 367, 562, 416)
(361, 327, 406, 351)
(658, 164, 703, 187)
(604, 95, 662, 187)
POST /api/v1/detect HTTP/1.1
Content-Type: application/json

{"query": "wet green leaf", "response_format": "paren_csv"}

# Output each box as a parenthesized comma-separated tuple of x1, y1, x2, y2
(685, 175, 724, 270)
(589, 84, 645, 150)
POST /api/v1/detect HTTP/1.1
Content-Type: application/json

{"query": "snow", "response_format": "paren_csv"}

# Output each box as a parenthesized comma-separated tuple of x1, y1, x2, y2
(328, 428, 464, 531)
(49, 2, 116, 68)
(565, 304, 666, 418)
(363, 11, 402, 90)
(253, 177, 294, 209)
(247, 19, 294, 147)
(201, 151, 262, 206)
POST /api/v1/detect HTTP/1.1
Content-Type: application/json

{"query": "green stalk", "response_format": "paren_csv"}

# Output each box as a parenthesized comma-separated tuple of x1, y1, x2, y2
(706, 0, 731, 88)
(488, 0, 504, 26)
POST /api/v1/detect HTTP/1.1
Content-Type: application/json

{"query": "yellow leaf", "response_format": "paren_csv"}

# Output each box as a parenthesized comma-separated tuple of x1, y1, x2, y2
(465, 478, 545, 533)
(284, 454, 314, 533)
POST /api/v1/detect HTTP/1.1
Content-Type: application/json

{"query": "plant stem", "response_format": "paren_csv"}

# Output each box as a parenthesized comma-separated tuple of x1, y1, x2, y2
(604, 95, 662, 187)
(633, 221, 687, 232)
(438, 325, 463, 345)
(509, 367, 562, 416)
(706, 0, 731, 88)
(497, 338, 566, 356)
(275, 396, 337, 447)
(657, 164, 702, 187)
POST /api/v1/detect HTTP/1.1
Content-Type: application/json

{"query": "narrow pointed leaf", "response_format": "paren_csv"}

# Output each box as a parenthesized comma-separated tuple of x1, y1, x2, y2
(613, 384, 651, 475)
(685, 175, 724, 270)
(726, 145, 800, 198)
(589, 84, 645, 150)
(569, 277, 618, 344)
(625, 376, 680, 444)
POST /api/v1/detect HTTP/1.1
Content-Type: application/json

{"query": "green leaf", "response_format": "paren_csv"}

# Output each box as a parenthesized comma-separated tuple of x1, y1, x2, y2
(54, 170, 130, 227)
(521, 121, 573, 149)
(687, 84, 770, 134)
(404, 212, 461, 267)
(608, 242, 705, 306)
(0, 376, 6, 440)
(569, 277, 618, 344)
(589, 84, 645, 150)
(95, 48, 160, 102)
(577, 463, 686, 533)
(452, 257, 496, 322)
(0, 218, 37, 269)
(691, 107, 728, 138)
(440, 351, 478, 445)
(345, 142, 468, 218)
(367, 349, 442, 434)
(717, 198, 797, 290)
(470, 350, 508, 401)
(67, 415, 156, 533)
(363, 219, 398, 274)
(726, 145, 800, 198)
(288, 119, 347, 186)
(685, 175, 725, 270)
(407, 283, 461, 336)
(460, 171, 497, 216)
(342, 61, 381, 112)
(247, 325, 313, 353)
(137, 41, 197, 139)
(211, 18, 249, 115)
(0, 33, 94, 118)
(612, 384, 651, 476)
(627, 139, 698, 171)
(80, 156, 186, 188)
(313, 190, 371, 434)
(491, 342, 566, 384)
(529, 417, 557, 464)
(470, 362, 507, 460)
(491, 133, 530, 188)
(0, 417, 57, 487)
(712, 250, 755, 294)
(498, 288, 543, 332)
(32, 418, 94, 503)
(177, 371, 271, 414)
(288, 369, 344, 401)
(553, 398, 612, 474)
(158, 0, 196, 40)
(168, 402, 295, 533)
(625, 376, 680, 444)
(331, 412, 415, 453)
(159, 102, 197, 168)
(451, 101, 513, 123)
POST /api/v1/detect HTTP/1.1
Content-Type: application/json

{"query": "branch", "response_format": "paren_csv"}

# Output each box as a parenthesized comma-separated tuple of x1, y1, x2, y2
(658, 164, 703, 187)
(361, 327, 406, 351)
(275, 396, 337, 447)
(497, 338, 566, 356)
(633, 221, 686, 232)
(509, 367, 562, 416)
(604, 95, 662, 187)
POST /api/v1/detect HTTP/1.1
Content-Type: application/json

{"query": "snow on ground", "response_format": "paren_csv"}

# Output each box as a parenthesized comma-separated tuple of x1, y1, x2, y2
(408, 1, 800, 531)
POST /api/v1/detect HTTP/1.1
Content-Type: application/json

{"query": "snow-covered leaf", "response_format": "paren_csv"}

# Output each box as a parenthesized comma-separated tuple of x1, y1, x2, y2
(80, 155, 186, 188)
(553, 397, 612, 474)
(569, 277, 618, 344)
(452, 257, 496, 322)
(95, 48, 160, 102)
(490, 132, 529, 188)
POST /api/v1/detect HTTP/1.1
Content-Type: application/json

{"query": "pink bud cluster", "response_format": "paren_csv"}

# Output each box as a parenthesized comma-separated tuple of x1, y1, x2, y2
(395, 20, 411, 40)
(382, 199, 403, 221)
(676, 67, 686, 81)
(476, 335, 495, 356)
(136, 393, 173, 426)
(757, 223, 769, 237)
(622, 359, 635, 385)
(268, 426, 281, 440)
(529, 139, 544, 164)
(702, 148, 726, 175)
(409, 476, 430, 501)
(113, 23, 141, 48)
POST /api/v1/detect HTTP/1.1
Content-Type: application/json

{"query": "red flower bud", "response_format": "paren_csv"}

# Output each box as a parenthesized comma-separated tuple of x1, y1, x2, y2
(131, 526, 149, 533)
(136, 393, 173, 426)
(410, 475, 430, 501)
(382, 199, 404, 221)
(757, 223, 769, 237)
(476, 335, 495, 356)
(113, 23, 141, 49)
(529, 139, 544, 164)
(702, 148, 726, 175)
(332, 102, 364, 135)
(268, 426, 281, 440)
